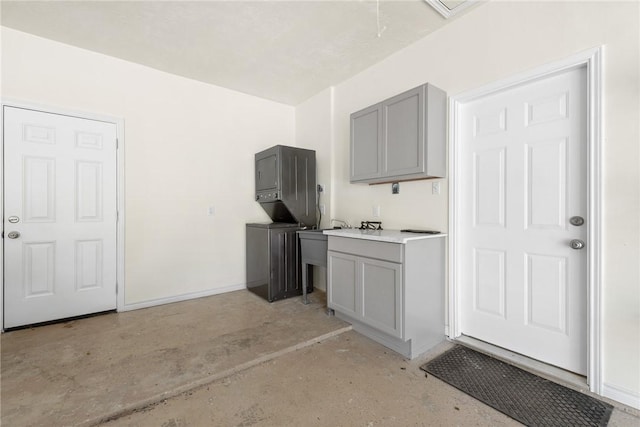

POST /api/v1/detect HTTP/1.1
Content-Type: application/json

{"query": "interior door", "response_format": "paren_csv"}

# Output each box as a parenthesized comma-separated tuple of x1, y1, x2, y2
(3, 106, 117, 328)
(459, 66, 588, 375)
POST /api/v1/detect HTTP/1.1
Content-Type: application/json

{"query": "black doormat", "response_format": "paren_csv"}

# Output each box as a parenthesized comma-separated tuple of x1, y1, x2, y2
(421, 346, 613, 426)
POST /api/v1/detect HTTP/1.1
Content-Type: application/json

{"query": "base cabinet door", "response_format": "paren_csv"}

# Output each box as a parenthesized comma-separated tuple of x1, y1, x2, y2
(361, 258, 403, 338)
(328, 251, 359, 318)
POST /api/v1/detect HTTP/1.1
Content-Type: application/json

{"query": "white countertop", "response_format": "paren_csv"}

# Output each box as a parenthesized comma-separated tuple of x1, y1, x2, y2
(323, 228, 447, 244)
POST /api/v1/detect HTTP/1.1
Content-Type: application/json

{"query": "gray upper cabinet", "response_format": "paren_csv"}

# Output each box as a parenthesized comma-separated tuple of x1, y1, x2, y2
(350, 83, 446, 184)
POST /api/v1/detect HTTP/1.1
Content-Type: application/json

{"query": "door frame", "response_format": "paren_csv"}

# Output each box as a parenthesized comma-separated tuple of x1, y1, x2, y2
(448, 47, 603, 393)
(0, 98, 126, 331)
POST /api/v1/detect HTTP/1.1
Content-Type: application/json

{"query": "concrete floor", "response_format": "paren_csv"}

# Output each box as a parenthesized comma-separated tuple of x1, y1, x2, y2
(2, 290, 638, 427)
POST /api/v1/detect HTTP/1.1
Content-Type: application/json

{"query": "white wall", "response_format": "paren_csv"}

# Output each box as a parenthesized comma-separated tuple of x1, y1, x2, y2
(295, 87, 334, 290)
(321, 0, 639, 407)
(1, 27, 295, 305)
(295, 87, 334, 228)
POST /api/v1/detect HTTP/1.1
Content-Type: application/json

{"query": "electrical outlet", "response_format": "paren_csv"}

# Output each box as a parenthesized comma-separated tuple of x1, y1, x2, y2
(319, 204, 326, 215)
(432, 182, 441, 195)
(372, 205, 381, 218)
(207, 205, 215, 216)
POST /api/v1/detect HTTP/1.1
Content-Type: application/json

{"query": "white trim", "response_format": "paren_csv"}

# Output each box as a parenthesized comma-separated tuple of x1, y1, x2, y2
(0, 104, 4, 331)
(116, 119, 126, 313)
(602, 383, 640, 410)
(448, 46, 604, 394)
(447, 94, 463, 339)
(121, 283, 246, 312)
(586, 47, 604, 396)
(0, 98, 126, 330)
(1, 97, 122, 125)
(424, 0, 480, 19)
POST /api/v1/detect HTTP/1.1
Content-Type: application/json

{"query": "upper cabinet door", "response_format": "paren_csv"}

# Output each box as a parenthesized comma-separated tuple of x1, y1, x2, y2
(350, 104, 383, 182)
(383, 86, 425, 177)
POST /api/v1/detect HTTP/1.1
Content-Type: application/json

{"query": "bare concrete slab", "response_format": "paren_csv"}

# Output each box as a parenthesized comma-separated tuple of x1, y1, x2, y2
(104, 331, 640, 427)
(106, 331, 521, 427)
(2, 289, 638, 427)
(1, 290, 348, 427)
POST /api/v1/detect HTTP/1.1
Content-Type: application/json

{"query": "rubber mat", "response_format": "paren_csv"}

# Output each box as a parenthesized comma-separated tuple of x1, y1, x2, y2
(421, 346, 613, 426)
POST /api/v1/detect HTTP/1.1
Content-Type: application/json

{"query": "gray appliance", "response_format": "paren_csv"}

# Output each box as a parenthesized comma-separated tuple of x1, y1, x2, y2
(247, 145, 316, 302)
(246, 223, 306, 302)
(255, 145, 316, 227)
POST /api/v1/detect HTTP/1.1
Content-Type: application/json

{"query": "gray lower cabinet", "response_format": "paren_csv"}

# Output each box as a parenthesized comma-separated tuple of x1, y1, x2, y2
(350, 83, 446, 184)
(327, 236, 444, 359)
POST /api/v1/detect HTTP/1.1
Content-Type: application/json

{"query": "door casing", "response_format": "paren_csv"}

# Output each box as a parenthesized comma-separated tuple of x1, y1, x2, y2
(0, 98, 126, 331)
(448, 47, 603, 393)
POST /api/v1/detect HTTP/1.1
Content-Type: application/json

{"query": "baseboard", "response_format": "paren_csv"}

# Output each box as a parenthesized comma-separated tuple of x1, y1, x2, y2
(602, 382, 640, 410)
(120, 283, 247, 312)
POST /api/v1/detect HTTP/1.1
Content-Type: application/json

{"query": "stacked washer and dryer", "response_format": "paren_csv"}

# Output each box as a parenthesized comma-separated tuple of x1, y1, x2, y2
(246, 145, 316, 302)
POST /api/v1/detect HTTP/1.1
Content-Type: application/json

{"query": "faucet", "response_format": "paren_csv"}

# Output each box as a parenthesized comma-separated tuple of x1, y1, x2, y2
(330, 219, 352, 229)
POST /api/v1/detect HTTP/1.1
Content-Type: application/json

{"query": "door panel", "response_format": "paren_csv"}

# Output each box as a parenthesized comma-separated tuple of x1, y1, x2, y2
(76, 161, 104, 221)
(525, 253, 567, 333)
(75, 239, 104, 291)
(4, 106, 117, 328)
(525, 139, 566, 229)
(473, 248, 506, 318)
(23, 241, 56, 297)
(23, 156, 56, 222)
(459, 66, 587, 375)
(473, 148, 506, 227)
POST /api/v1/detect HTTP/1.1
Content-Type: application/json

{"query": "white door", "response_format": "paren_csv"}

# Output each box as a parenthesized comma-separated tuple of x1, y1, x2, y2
(459, 66, 588, 375)
(3, 106, 118, 328)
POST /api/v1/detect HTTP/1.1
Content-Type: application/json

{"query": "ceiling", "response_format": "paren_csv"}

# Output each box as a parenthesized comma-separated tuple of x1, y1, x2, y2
(1, 1, 475, 105)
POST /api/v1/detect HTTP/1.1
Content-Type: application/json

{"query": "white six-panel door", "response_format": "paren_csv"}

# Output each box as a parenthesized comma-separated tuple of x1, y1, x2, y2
(459, 66, 588, 375)
(3, 106, 117, 328)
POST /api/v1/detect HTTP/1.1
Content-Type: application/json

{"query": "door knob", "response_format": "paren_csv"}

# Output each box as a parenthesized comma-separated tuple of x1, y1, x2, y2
(570, 239, 585, 250)
(7, 231, 21, 239)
